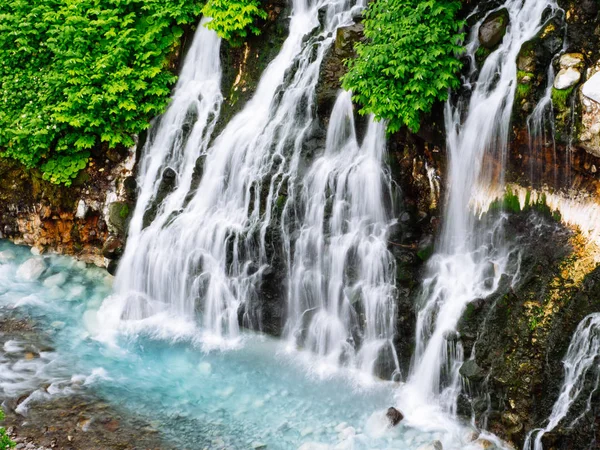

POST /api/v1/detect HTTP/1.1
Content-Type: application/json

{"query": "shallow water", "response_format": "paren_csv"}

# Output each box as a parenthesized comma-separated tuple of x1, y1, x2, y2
(0, 241, 494, 449)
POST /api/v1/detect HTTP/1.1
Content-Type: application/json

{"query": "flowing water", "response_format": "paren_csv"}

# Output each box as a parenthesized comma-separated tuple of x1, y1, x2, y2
(398, 0, 560, 419)
(111, 0, 366, 350)
(523, 313, 600, 450)
(283, 92, 398, 377)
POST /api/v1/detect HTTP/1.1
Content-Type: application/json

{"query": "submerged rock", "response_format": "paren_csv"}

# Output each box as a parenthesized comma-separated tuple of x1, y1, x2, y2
(0, 249, 16, 263)
(479, 10, 509, 49)
(43, 272, 67, 288)
(417, 440, 443, 450)
(16, 258, 47, 282)
(386, 407, 404, 427)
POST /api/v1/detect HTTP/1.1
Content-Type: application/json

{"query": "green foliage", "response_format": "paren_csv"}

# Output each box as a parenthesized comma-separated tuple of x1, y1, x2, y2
(202, 0, 267, 45)
(0, 0, 204, 184)
(342, 0, 465, 133)
(0, 408, 15, 449)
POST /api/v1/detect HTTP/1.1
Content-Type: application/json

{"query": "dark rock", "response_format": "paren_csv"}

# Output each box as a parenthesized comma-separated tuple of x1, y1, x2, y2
(101, 235, 124, 260)
(107, 259, 119, 276)
(107, 202, 131, 236)
(459, 359, 485, 382)
(334, 23, 364, 60)
(479, 9, 509, 49)
(386, 407, 404, 427)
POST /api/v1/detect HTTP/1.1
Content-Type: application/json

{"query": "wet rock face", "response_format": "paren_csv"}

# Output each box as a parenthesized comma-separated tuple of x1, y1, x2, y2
(478, 9, 509, 49)
(455, 210, 600, 448)
(0, 150, 134, 268)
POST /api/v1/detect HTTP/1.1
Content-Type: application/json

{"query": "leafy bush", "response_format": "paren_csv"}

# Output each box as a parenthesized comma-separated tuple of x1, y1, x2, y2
(0, 408, 15, 449)
(0, 0, 266, 186)
(342, 0, 465, 133)
(203, 0, 267, 45)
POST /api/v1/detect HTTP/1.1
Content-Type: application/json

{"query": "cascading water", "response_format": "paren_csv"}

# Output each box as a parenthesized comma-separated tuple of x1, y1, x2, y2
(523, 313, 600, 450)
(283, 91, 398, 376)
(104, 0, 366, 348)
(107, 18, 223, 336)
(399, 0, 560, 417)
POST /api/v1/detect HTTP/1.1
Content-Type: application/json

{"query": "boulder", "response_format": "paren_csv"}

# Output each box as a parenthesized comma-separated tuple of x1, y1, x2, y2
(386, 407, 404, 427)
(459, 359, 484, 382)
(479, 10, 509, 49)
(16, 258, 47, 282)
(582, 72, 600, 104)
(554, 67, 581, 90)
(559, 53, 584, 69)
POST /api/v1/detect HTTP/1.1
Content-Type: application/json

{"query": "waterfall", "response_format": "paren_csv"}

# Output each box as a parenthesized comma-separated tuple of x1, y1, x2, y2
(399, 0, 560, 415)
(523, 313, 600, 450)
(105, 0, 366, 348)
(283, 91, 398, 376)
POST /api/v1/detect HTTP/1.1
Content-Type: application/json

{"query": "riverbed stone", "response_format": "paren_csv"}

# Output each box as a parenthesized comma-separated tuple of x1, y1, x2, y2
(554, 67, 581, 90)
(16, 258, 47, 282)
(479, 10, 509, 49)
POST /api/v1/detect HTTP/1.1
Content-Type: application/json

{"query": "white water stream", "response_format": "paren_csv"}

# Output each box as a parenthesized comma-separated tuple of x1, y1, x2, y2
(284, 91, 398, 376)
(398, 0, 560, 421)
(107, 0, 367, 349)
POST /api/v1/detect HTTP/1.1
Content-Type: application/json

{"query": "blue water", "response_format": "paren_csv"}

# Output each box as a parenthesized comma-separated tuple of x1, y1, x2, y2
(0, 241, 494, 449)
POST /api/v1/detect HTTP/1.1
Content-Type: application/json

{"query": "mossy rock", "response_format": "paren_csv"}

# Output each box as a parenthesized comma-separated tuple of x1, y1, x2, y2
(107, 202, 131, 236)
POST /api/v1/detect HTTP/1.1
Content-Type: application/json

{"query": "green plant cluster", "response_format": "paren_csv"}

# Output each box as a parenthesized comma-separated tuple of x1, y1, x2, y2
(203, 0, 267, 46)
(342, 0, 465, 133)
(0, 0, 266, 186)
(0, 409, 15, 449)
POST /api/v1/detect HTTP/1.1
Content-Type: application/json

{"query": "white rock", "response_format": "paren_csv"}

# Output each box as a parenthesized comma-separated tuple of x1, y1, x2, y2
(559, 53, 584, 69)
(30, 247, 42, 256)
(0, 250, 16, 263)
(554, 67, 581, 90)
(75, 199, 88, 219)
(16, 258, 47, 282)
(43, 272, 68, 288)
(67, 285, 86, 300)
(582, 72, 600, 104)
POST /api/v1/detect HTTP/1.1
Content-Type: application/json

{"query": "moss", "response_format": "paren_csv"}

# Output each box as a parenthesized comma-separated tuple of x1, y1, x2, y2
(119, 204, 130, 219)
(551, 86, 575, 111)
(475, 46, 491, 66)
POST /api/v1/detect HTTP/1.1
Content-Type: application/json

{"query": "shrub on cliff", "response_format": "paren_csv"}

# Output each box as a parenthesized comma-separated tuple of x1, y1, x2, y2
(202, 0, 267, 46)
(342, 0, 465, 133)
(0, 0, 265, 186)
(0, 408, 14, 448)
